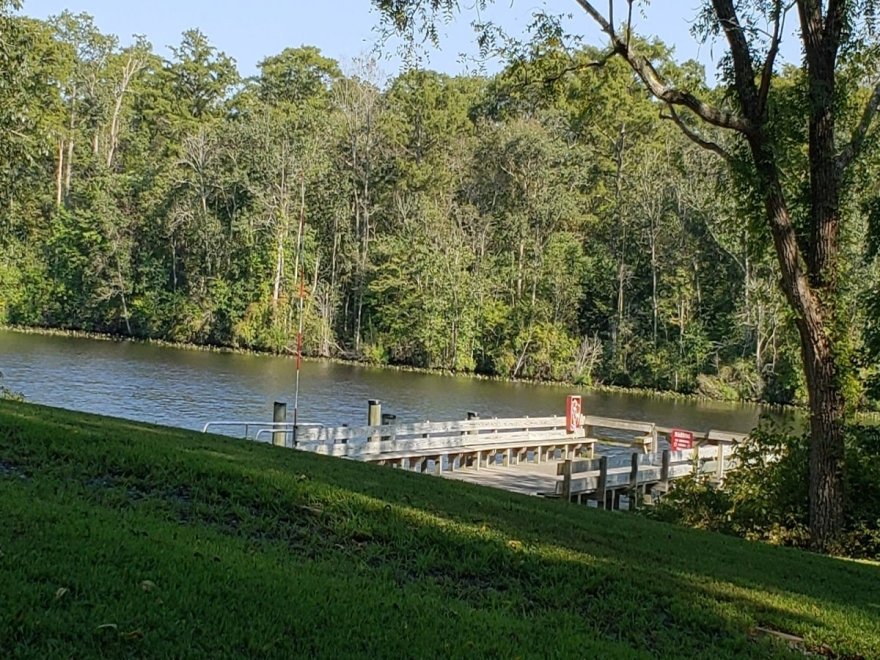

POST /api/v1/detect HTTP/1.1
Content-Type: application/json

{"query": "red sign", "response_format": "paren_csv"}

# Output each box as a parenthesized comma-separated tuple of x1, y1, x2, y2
(670, 429, 694, 451)
(566, 395, 583, 433)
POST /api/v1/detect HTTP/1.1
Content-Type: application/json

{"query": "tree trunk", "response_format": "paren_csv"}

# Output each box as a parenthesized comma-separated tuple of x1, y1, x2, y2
(272, 227, 284, 311)
(55, 139, 64, 208)
(650, 219, 658, 345)
(802, 325, 846, 549)
(757, 151, 845, 550)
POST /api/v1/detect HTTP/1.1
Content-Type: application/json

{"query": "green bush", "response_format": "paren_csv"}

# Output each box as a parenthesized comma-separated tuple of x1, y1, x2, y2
(648, 422, 880, 559)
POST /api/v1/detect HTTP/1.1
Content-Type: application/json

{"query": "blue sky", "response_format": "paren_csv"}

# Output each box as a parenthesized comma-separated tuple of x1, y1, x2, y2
(17, 1, 800, 80)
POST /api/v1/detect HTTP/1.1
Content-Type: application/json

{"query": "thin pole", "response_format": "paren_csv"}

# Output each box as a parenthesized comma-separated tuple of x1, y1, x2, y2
(292, 175, 307, 443)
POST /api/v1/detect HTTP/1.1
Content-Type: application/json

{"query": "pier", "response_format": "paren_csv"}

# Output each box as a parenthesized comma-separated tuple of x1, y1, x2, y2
(204, 398, 747, 508)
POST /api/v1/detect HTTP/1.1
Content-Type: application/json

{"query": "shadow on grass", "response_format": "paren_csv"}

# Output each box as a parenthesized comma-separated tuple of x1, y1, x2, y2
(1, 399, 878, 658)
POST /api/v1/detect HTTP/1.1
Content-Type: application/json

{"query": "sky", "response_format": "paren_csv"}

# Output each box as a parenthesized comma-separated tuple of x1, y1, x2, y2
(16, 1, 801, 81)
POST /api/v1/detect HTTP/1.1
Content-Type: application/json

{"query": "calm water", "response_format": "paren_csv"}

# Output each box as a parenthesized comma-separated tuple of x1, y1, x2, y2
(0, 330, 768, 434)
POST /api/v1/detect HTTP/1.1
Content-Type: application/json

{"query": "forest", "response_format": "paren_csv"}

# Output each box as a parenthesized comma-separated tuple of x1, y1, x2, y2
(2, 3, 880, 409)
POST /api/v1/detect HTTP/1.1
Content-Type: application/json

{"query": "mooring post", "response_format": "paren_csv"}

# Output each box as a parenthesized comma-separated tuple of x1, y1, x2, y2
(368, 399, 381, 442)
(273, 401, 287, 447)
(595, 456, 608, 509)
(650, 424, 659, 453)
(716, 442, 725, 481)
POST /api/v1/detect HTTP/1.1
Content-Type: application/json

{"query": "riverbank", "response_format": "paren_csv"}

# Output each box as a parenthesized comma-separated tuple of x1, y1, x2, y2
(2, 400, 878, 657)
(0, 323, 794, 409)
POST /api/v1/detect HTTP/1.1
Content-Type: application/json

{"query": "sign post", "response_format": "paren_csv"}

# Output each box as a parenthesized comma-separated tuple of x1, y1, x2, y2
(670, 429, 694, 451)
(565, 395, 583, 433)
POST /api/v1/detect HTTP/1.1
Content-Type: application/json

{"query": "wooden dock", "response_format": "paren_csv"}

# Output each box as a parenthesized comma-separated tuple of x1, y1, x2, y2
(282, 412, 746, 508)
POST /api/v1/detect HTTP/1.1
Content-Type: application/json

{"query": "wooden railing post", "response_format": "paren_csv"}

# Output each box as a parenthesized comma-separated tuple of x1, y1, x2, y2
(561, 459, 572, 502)
(595, 456, 608, 509)
(660, 449, 670, 492)
(273, 401, 287, 447)
(628, 452, 639, 511)
(381, 412, 396, 442)
(466, 411, 479, 443)
(716, 443, 725, 481)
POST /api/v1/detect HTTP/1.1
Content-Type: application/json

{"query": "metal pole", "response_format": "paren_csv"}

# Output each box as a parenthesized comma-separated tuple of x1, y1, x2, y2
(292, 175, 307, 447)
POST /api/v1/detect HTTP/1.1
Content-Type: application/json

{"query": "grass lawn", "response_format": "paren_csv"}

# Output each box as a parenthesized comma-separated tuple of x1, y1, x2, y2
(0, 400, 878, 659)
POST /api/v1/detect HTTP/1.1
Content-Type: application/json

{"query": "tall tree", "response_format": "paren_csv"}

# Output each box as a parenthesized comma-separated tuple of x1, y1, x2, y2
(374, 0, 880, 549)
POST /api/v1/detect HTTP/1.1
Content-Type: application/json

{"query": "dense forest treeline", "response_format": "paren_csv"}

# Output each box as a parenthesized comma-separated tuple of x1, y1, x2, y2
(2, 4, 879, 407)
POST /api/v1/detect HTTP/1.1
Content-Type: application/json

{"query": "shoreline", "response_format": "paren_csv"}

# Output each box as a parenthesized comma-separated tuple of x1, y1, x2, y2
(0, 323, 795, 411)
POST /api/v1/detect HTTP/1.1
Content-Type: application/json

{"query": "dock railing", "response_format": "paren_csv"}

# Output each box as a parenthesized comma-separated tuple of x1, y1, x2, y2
(558, 443, 740, 509)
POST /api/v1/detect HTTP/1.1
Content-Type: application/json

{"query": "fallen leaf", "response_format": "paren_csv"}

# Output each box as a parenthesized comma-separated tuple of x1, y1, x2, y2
(140, 580, 156, 592)
(120, 629, 144, 641)
(54, 587, 69, 600)
(96, 623, 118, 631)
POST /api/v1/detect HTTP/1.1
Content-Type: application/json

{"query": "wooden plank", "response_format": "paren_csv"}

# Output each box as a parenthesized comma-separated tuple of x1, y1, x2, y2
(558, 459, 595, 475)
(656, 426, 747, 442)
(296, 415, 571, 443)
(583, 415, 655, 433)
(348, 436, 597, 462)
(298, 428, 588, 457)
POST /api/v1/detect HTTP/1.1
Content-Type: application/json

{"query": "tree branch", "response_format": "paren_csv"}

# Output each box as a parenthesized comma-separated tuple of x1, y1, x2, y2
(711, 0, 763, 121)
(757, 1, 789, 117)
(662, 106, 735, 163)
(838, 79, 880, 170)
(824, 0, 847, 50)
(573, 0, 754, 134)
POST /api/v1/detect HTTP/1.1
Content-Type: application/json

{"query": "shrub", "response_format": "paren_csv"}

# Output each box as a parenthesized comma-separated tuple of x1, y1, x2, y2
(647, 421, 880, 559)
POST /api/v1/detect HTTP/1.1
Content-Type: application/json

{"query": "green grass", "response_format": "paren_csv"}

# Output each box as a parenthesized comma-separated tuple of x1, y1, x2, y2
(0, 401, 877, 659)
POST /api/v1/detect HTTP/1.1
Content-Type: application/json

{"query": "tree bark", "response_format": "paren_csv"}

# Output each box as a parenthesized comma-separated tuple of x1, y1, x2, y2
(754, 146, 845, 549)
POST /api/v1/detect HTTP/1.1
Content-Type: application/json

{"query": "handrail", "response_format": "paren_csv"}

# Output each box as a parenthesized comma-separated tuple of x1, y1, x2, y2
(202, 420, 322, 440)
(254, 424, 323, 444)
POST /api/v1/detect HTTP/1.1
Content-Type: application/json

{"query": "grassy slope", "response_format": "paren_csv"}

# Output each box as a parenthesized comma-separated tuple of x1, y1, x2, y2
(0, 401, 877, 659)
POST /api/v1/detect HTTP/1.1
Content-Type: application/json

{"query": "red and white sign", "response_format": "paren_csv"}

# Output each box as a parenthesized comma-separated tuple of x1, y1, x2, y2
(565, 395, 583, 433)
(670, 429, 694, 451)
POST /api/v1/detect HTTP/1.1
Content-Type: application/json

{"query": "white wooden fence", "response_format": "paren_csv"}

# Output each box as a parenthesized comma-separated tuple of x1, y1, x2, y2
(558, 443, 739, 508)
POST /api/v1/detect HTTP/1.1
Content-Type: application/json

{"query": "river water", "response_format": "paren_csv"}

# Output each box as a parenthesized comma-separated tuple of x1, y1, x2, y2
(0, 330, 768, 434)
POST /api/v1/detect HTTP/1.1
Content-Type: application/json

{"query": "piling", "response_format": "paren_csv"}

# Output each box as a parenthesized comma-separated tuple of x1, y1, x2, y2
(368, 399, 381, 442)
(273, 401, 287, 447)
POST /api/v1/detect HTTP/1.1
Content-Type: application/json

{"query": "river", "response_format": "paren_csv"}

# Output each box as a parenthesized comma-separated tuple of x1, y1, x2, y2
(0, 329, 769, 434)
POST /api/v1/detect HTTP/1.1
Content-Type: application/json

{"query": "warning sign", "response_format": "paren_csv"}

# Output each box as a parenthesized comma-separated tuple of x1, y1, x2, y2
(670, 429, 694, 451)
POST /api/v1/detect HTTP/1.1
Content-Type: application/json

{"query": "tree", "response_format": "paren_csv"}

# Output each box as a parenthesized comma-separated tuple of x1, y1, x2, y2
(374, 0, 880, 549)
